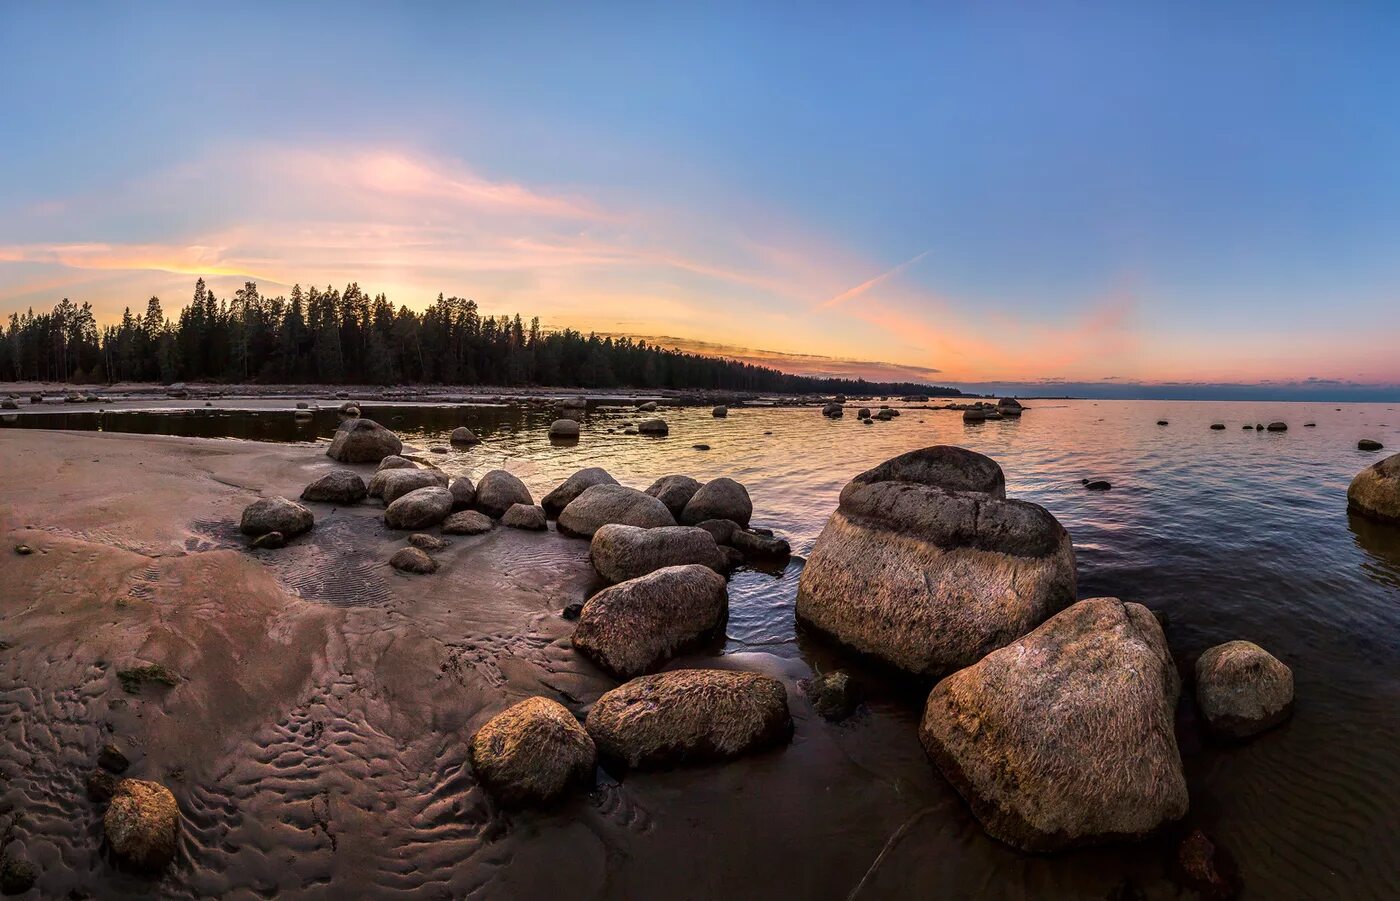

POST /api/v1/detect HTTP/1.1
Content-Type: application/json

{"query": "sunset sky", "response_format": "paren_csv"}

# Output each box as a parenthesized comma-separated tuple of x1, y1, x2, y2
(2, 3, 1398, 397)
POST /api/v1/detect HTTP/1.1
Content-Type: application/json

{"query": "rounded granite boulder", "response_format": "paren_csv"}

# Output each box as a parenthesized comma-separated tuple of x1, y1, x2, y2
(644, 475, 702, 519)
(541, 467, 619, 518)
(589, 524, 727, 584)
(240, 496, 314, 538)
(680, 477, 752, 528)
(469, 697, 596, 806)
(557, 484, 676, 539)
(103, 778, 180, 872)
(1347, 452, 1400, 523)
(300, 469, 368, 505)
(1195, 640, 1294, 739)
(326, 418, 402, 463)
(474, 470, 534, 518)
(384, 487, 454, 530)
(571, 564, 728, 677)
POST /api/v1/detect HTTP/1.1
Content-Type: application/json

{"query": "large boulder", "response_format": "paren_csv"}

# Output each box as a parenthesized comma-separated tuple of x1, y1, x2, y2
(469, 697, 596, 806)
(369, 467, 449, 504)
(239, 496, 314, 538)
(557, 484, 676, 539)
(385, 487, 454, 530)
(103, 778, 180, 872)
(919, 598, 1187, 852)
(502, 503, 548, 531)
(449, 476, 476, 510)
(572, 565, 727, 677)
(474, 470, 533, 518)
(326, 418, 402, 463)
(1348, 452, 1400, 523)
(795, 446, 1075, 677)
(300, 469, 367, 504)
(590, 524, 727, 584)
(1195, 640, 1294, 739)
(681, 477, 753, 528)
(645, 475, 702, 518)
(585, 669, 792, 770)
(542, 467, 619, 518)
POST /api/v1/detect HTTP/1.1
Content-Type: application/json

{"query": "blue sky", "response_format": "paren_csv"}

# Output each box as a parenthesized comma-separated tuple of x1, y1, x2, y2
(2, 2, 1398, 396)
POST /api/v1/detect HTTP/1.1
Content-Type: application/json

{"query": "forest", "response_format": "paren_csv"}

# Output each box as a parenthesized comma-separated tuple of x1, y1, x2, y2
(0, 279, 960, 396)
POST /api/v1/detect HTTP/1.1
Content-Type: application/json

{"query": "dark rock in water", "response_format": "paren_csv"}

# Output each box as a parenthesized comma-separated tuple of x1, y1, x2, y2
(0, 399, 15, 410)
(14, 544, 32, 555)
(731, 528, 790, 558)
(469, 697, 596, 807)
(1358, 439, 1384, 451)
(86, 769, 117, 802)
(429, 446, 449, 454)
(558, 484, 675, 538)
(1084, 480, 1112, 491)
(857, 407, 872, 418)
(719, 545, 745, 570)
(637, 418, 669, 436)
(474, 470, 534, 518)
(571, 565, 728, 677)
(104, 778, 180, 872)
(326, 418, 402, 463)
(797, 445, 1075, 677)
(1195, 640, 1293, 739)
(681, 477, 753, 527)
(549, 419, 581, 439)
(1242, 424, 1254, 430)
(408, 533, 448, 551)
(712, 405, 728, 417)
(645, 475, 701, 518)
(804, 670, 860, 721)
(29, 394, 42, 404)
(385, 487, 454, 530)
(449, 476, 476, 510)
(450, 426, 481, 445)
(1210, 423, 1226, 430)
(442, 510, 493, 535)
(561, 603, 584, 620)
(1173, 829, 1241, 900)
(692, 443, 711, 451)
(1266, 421, 1288, 432)
(98, 742, 130, 773)
(1348, 452, 1400, 523)
(0, 855, 36, 896)
(542, 467, 618, 518)
(389, 546, 438, 574)
(240, 496, 313, 538)
(300, 469, 368, 504)
(919, 598, 1185, 851)
(502, 503, 548, 530)
(590, 524, 726, 584)
(1304, 422, 1316, 427)
(1157, 420, 1169, 426)
(822, 402, 844, 418)
(585, 669, 792, 770)
(696, 518, 738, 546)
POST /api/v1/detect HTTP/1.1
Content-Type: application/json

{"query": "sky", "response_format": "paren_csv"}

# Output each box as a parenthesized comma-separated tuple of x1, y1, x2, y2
(1, 1, 1398, 399)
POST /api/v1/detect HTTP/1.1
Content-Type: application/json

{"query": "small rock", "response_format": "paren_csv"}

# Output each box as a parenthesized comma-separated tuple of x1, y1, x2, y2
(1210, 423, 1226, 430)
(1084, 479, 1112, 491)
(1266, 422, 1288, 432)
(692, 443, 710, 451)
(636, 401, 658, 412)
(695, 518, 738, 546)
(542, 468, 618, 518)
(98, 742, 130, 773)
(681, 477, 752, 527)
(389, 547, 438, 574)
(1195, 640, 1294, 739)
(804, 670, 861, 721)
(589, 524, 726, 584)
(637, 418, 669, 436)
(1173, 829, 1241, 900)
(14, 544, 32, 555)
(0, 855, 36, 896)
(1157, 420, 1169, 425)
(239, 496, 313, 538)
(469, 697, 596, 806)
(450, 426, 481, 445)
(442, 510, 494, 535)
(326, 418, 401, 463)
(502, 503, 548, 530)
(104, 779, 180, 872)
(712, 405, 728, 417)
(449, 476, 477, 510)
(86, 770, 117, 802)
(731, 528, 790, 558)
(644, 475, 701, 518)
(376, 455, 416, 472)
(409, 533, 449, 551)
(572, 565, 728, 677)
(549, 419, 581, 439)
(557, 484, 676, 538)
(1359, 439, 1384, 451)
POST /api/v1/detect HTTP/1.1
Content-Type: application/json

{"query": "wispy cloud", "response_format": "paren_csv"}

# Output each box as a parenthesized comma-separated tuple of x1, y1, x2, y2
(818, 248, 930, 309)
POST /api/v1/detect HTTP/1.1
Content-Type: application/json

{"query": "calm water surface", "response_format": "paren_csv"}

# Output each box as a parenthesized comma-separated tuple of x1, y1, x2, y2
(7, 398, 1400, 897)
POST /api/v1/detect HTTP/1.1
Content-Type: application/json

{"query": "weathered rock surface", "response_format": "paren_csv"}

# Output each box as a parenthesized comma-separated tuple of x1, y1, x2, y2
(376, 455, 416, 471)
(919, 597, 1187, 852)
(557, 484, 676, 538)
(103, 778, 180, 872)
(695, 518, 738, 546)
(549, 419, 581, 439)
(389, 546, 438, 573)
(300, 469, 368, 504)
(645, 475, 702, 518)
(572, 564, 728, 677)
(326, 418, 402, 463)
(681, 477, 752, 527)
(239, 496, 314, 538)
(590, 524, 727, 584)
(585, 669, 792, 769)
(502, 503, 548, 530)
(796, 445, 1075, 677)
(408, 533, 448, 551)
(731, 528, 790, 558)
(449, 476, 476, 510)
(369, 467, 449, 504)
(1195, 640, 1294, 739)
(384, 486, 454, 530)
(469, 697, 596, 806)
(804, 670, 860, 721)
(475, 470, 534, 518)
(442, 509, 494, 535)
(1348, 452, 1400, 523)
(542, 467, 619, 517)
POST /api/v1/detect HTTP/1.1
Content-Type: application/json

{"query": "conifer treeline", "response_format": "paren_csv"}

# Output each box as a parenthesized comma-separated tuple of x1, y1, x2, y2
(0, 279, 960, 396)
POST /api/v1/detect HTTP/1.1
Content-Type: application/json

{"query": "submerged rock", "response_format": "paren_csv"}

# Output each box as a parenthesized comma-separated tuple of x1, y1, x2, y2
(796, 446, 1075, 677)
(1347, 452, 1400, 523)
(469, 697, 596, 807)
(389, 546, 438, 574)
(822, 402, 844, 418)
(0, 855, 36, 895)
(1210, 423, 1226, 430)
(502, 503, 548, 530)
(681, 477, 752, 527)
(300, 469, 368, 504)
(542, 467, 619, 518)
(326, 418, 402, 463)
(1173, 829, 1241, 901)
(475, 470, 533, 518)
(803, 670, 861, 721)
(919, 598, 1187, 852)
(442, 509, 494, 535)
(368, 467, 448, 503)
(645, 474, 702, 518)
(104, 779, 180, 872)
(384, 487, 454, 530)
(239, 496, 314, 538)
(731, 528, 790, 558)
(585, 669, 792, 770)
(557, 484, 676, 538)
(572, 564, 728, 677)
(1195, 640, 1294, 739)
(1358, 439, 1384, 451)
(590, 524, 727, 583)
